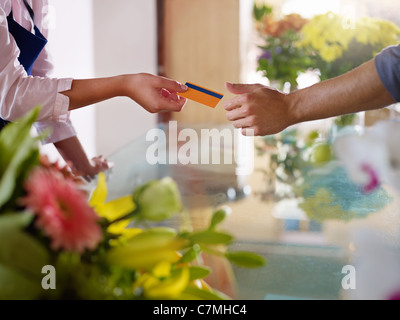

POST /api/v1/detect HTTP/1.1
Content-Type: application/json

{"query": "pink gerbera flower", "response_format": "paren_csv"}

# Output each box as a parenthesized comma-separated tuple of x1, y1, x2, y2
(22, 167, 103, 253)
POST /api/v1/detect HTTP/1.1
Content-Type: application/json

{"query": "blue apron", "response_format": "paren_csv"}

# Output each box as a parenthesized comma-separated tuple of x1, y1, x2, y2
(0, 0, 48, 131)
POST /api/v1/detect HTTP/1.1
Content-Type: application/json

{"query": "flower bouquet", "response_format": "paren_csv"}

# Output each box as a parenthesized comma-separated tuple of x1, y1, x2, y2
(254, 4, 310, 90)
(0, 107, 265, 300)
(254, 3, 400, 127)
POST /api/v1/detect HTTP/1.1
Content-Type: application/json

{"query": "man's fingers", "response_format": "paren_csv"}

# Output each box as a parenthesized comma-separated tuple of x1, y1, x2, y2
(232, 117, 253, 129)
(226, 107, 247, 121)
(224, 95, 247, 111)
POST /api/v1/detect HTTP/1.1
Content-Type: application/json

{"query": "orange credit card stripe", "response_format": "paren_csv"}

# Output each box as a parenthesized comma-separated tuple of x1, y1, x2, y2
(178, 82, 224, 109)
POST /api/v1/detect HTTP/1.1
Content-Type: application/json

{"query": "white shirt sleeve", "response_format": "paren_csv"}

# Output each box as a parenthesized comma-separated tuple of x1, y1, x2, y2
(0, 2, 75, 144)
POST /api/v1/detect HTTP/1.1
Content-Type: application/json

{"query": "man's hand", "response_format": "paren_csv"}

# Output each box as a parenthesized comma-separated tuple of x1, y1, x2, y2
(224, 82, 295, 136)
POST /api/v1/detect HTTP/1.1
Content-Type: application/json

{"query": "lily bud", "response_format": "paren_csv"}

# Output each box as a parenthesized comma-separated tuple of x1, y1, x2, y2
(133, 177, 182, 222)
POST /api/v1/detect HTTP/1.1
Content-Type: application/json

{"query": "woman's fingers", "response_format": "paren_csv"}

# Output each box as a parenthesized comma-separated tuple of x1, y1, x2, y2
(157, 76, 188, 93)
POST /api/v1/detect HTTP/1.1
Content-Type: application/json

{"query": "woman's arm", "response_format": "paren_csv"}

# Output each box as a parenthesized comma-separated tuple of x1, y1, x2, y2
(54, 136, 112, 182)
(224, 59, 395, 136)
(62, 73, 188, 113)
(56, 73, 187, 179)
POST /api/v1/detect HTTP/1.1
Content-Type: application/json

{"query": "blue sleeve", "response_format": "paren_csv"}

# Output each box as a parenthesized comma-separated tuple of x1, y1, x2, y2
(375, 44, 400, 102)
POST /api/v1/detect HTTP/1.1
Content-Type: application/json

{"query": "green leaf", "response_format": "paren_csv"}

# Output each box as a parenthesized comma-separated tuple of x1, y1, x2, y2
(0, 107, 42, 209)
(189, 231, 233, 245)
(253, 3, 272, 21)
(209, 208, 230, 230)
(0, 106, 39, 156)
(0, 222, 50, 299)
(188, 266, 211, 282)
(180, 244, 201, 264)
(225, 251, 266, 268)
(106, 229, 188, 270)
(0, 212, 33, 231)
(0, 228, 50, 280)
(0, 264, 43, 300)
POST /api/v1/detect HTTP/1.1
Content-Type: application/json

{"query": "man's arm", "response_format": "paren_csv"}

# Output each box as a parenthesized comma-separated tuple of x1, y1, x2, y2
(291, 60, 395, 124)
(224, 59, 395, 136)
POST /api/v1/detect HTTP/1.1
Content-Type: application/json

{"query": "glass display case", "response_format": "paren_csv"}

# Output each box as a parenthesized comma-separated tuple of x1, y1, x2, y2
(101, 122, 400, 301)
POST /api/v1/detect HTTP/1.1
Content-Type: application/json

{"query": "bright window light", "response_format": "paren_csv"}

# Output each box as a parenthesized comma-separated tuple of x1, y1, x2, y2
(282, 0, 341, 18)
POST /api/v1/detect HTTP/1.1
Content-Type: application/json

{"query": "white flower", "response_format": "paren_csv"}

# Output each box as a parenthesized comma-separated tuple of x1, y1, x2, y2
(333, 120, 400, 193)
(344, 228, 400, 300)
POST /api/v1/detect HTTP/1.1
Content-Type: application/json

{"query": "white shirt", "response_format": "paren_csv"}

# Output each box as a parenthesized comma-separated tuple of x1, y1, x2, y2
(0, 0, 75, 144)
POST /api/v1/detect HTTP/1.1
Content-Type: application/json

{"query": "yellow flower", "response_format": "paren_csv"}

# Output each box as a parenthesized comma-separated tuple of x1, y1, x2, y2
(106, 227, 188, 270)
(134, 266, 190, 300)
(320, 45, 343, 63)
(299, 12, 400, 64)
(89, 172, 138, 240)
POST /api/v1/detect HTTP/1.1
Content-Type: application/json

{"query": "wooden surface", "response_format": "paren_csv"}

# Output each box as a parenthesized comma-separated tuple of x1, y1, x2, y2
(163, 0, 242, 125)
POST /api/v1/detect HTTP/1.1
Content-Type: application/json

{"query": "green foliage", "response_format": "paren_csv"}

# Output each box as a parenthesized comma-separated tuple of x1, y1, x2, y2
(180, 244, 201, 264)
(0, 107, 42, 212)
(225, 252, 266, 269)
(209, 207, 230, 231)
(259, 129, 311, 186)
(253, 2, 272, 22)
(334, 114, 358, 129)
(188, 266, 211, 282)
(258, 30, 314, 90)
(188, 231, 234, 246)
(0, 214, 50, 300)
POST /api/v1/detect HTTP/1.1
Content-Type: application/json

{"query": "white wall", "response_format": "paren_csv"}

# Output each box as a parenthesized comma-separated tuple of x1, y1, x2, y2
(42, 0, 96, 161)
(93, 0, 158, 157)
(41, 0, 158, 162)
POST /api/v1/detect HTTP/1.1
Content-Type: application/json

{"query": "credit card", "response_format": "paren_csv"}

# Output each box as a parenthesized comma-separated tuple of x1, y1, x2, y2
(178, 82, 224, 109)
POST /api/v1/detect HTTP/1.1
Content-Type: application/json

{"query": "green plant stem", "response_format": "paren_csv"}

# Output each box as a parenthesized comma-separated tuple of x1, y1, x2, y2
(200, 245, 226, 258)
(106, 210, 140, 227)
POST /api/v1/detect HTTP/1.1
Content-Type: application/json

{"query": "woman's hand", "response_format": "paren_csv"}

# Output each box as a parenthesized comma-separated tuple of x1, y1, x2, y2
(123, 73, 188, 113)
(54, 137, 114, 182)
(79, 156, 114, 182)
